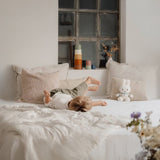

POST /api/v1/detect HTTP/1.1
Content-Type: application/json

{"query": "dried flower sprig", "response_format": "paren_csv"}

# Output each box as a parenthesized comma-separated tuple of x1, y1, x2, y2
(101, 43, 119, 59)
(127, 111, 160, 160)
(126, 112, 143, 130)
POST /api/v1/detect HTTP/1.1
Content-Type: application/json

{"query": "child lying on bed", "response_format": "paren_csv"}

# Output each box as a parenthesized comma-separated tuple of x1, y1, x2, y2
(43, 77, 107, 112)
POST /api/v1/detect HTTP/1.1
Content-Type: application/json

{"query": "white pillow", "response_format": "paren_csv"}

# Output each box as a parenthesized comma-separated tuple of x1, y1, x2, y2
(139, 65, 159, 100)
(12, 63, 69, 100)
(106, 58, 159, 100)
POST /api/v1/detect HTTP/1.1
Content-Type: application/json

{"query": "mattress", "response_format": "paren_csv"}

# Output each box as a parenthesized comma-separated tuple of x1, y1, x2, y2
(1, 98, 160, 160)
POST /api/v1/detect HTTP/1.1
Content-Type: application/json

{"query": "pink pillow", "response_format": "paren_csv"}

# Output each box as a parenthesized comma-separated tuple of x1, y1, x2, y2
(12, 63, 69, 100)
(21, 69, 60, 104)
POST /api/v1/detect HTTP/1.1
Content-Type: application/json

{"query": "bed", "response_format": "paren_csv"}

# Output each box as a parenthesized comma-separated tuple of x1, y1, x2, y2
(1, 97, 160, 160)
(1, 59, 159, 160)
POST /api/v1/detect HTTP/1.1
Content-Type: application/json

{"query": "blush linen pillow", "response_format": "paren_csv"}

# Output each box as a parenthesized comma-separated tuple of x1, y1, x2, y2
(12, 63, 69, 100)
(21, 69, 60, 104)
(111, 77, 148, 101)
(106, 58, 159, 100)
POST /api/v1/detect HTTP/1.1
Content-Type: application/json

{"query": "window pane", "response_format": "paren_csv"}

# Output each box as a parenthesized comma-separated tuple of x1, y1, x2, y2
(79, 13, 96, 37)
(80, 41, 97, 67)
(99, 40, 119, 67)
(58, 42, 74, 67)
(101, 0, 118, 10)
(59, 12, 75, 36)
(79, 0, 97, 9)
(59, 0, 75, 9)
(100, 14, 118, 37)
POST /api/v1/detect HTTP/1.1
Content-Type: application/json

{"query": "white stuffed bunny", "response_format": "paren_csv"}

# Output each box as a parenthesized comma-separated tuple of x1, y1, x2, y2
(116, 79, 133, 102)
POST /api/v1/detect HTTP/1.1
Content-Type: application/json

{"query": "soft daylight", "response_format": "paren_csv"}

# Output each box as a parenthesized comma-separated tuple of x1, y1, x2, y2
(0, 0, 160, 160)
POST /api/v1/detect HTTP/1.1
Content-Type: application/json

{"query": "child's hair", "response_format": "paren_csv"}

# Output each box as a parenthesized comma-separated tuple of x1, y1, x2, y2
(68, 96, 92, 112)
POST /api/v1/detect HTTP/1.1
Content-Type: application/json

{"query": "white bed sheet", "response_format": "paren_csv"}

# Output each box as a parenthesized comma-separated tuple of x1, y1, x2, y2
(89, 98, 160, 160)
(91, 98, 160, 126)
(1, 98, 159, 160)
(0, 99, 45, 108)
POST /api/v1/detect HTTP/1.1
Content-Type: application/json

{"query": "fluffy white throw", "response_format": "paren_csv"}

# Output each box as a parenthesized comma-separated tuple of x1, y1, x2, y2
(0, 105, 128, 160)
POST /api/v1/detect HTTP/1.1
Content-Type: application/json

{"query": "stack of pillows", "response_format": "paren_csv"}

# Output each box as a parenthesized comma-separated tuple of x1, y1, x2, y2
(12, 58, 159, 104)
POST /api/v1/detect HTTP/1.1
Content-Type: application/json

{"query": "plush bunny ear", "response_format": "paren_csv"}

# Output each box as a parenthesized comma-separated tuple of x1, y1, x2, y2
(126, 79, 130, 85)
(122, 79, 126, 85)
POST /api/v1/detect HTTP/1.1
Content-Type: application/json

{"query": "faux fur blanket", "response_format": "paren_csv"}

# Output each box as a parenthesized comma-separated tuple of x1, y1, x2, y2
(0, 105, 128, 160)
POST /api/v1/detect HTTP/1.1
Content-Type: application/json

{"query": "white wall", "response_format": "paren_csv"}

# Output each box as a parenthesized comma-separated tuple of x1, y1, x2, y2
(0, 0, 58, 99)
(123, 0, 160, 99)
(0, 0, 160, 100)
(125, 0, 160, 65)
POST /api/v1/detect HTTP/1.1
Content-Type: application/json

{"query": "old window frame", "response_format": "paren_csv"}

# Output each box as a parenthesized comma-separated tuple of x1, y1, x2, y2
(58, 0, 120, 68)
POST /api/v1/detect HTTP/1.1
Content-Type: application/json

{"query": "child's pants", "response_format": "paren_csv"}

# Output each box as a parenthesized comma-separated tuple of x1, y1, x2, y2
(50, 82, 88, 98)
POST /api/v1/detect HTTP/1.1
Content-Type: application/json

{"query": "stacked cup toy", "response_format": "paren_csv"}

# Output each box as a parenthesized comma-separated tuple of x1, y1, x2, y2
(86, 60, 91, 69)
(74, 43, 82, 69)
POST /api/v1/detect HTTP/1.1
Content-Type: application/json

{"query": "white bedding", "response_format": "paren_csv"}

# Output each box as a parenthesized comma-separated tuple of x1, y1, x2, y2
(91, 99, 160, 126)
(1, 98, 160, 160)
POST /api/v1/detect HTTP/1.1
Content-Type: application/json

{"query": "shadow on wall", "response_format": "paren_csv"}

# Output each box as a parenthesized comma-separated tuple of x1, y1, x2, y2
(0, 65, 17, 100)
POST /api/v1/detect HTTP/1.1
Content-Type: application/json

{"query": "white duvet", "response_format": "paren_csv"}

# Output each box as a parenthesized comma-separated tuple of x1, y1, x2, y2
(1, 98, 160, 160)
(0, 103, 128, 160)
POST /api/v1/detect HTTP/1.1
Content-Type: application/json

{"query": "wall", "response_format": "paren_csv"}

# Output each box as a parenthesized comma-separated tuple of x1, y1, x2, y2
(0, 0, 160, 100)
(125, 0, 160, 66)
(124, 0, 160, 98)
(0, 0, 58, 99)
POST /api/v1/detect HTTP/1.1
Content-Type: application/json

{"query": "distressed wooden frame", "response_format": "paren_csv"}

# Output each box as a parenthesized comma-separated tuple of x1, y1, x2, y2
(58, 0, 120, 67)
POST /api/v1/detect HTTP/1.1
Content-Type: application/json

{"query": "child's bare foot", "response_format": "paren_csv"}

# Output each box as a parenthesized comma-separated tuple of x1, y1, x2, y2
(86, 77, 101, 85)
(44, 90, 51, 103)
(44, 90, 50, 96)
(101, 101, 107, 106)
(88, 86, 98, 91)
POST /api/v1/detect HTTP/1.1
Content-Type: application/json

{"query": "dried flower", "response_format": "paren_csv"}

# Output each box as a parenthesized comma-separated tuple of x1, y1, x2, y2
(131, 112, 141, 119)
(126, 111, 160, 160)
(154, 150, 160, 159)
(145, 111, 153, 116)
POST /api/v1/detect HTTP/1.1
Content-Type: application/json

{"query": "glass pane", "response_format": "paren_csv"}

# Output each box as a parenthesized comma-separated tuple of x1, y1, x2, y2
(79, 13, 96, 37)
(58, 42, 74, 67)
(59, 0, 75, 9)
(79, 0, 97, 9)
(59, 12, 75, 36)
(100, 14, 118, 37)
(101, 0, 118, 10)
(80, 41, 97, 67)
(99, 40, 119, 67)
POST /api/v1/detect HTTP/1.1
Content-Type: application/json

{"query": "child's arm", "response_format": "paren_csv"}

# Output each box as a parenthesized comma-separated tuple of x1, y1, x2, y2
(91, 101, 107, 107)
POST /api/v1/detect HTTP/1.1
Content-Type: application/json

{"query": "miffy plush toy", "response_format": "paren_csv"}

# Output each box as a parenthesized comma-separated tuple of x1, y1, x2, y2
(116, 79, 133, 102)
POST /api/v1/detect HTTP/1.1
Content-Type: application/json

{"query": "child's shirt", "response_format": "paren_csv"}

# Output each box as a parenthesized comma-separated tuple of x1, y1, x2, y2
(44, 92, 72, 109)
